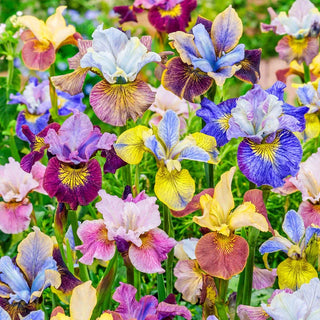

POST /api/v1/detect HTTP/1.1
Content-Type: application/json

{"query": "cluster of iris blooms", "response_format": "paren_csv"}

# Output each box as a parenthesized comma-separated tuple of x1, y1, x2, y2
(1, 0, 320, 319)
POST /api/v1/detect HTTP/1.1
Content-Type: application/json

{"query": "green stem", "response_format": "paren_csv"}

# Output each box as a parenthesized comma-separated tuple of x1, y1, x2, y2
(157, 273, 166, 302)
(68, 208, 90, 281)
(123, 254, 135, 286)
(135, 164, 140, 196)
(163, 204, 174, 295)
(242, 227, 260, 305)
(9, 127, 20, 161)
(303, 62, 311, 83)
(49, 64, 59, 121)
(213, 277, 229, 319)
(134, 269, 141, 300)
(204, 163, 215, 188)
(122, 164, 132, 188)
(91, 251, 119, 319)
(6, 45, 14, 100)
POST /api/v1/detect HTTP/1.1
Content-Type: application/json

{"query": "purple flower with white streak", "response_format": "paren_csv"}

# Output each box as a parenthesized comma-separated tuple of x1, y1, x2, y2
(9, 77, 85, 141)
(198, 81, 309, 187)
(76, 190, 176, 274)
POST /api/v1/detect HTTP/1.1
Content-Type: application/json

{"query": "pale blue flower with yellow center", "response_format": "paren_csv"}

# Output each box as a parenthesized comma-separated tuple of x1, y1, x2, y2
(295, 80, 320, 140)
(260, 210, 320, 290)
(114, 110, 219, 210)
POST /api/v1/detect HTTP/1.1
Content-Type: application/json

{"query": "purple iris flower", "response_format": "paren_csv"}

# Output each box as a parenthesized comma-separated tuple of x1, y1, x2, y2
(197, 81, 309, 187)
(9, 77, 85, 141)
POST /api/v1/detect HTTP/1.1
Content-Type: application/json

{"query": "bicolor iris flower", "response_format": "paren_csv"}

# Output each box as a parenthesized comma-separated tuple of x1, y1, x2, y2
(9, 77, 85, 141)
(0, 158, 46, 234)
(296, 80, 320, 140)
(41, 111, 121, 209)
(198, 81, 309, 187)
(289, 148, 320, 227)
(114, 110, 219, 210)
(0, 227, 61, 320)
(173, 238, 204, 304)
(261, 0, 320, 64)
(259, 209, 320, 290)
(149, 84, 199, 134)
(193, 167, 268, 279)
(238, 278, 320, 319)
(162, 6, 261, 101)
(20, 123, 61, 173)
(18, 6, 81, 70)
(76, 190, 176, 273)
(114, 0, 197, 34)
(51, 25, 161, 126)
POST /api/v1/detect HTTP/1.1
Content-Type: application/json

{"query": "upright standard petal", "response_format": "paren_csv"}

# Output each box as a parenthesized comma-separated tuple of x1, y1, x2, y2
(16, 227, 55, 283)
(282, 210, 305, 243)
(157, 110, 180, 151)
(70, 281, 97, 320)
(211, 5, 243, 54)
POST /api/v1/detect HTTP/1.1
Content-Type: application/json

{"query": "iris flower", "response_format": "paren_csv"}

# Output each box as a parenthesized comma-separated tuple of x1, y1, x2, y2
(149, 84, 199, 134)
(114, 110, 219, 210)
(261, 0, 320, 64)
(238, 278, 320, 320)
(9, 77, 85, 141)
(296, 80, 320, 140)
(198, 81, 309, 187)
(76, 190, 176, 273)
(289, 148, 320, 227)
(260, 210, 320, 290)
(114, 0, 197, 34)
(0, 158, 46, 234)
(173, 238, 204, 304)
(18, 6, 80, 70)
(0, 227, 61, 320)
(51, 281, 191, 320)
(162, 6, 261, 101)
(41, 111, 122, 209)
(51, 25, 161, 126)
(193, 167, 268, 279)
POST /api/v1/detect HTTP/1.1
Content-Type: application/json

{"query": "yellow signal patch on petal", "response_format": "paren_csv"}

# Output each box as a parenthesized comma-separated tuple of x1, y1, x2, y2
(114, 126, 152, 164)
(277, 258, 318, 290)
(58, 164, 89, 190)
(191, 132, 219, 164)
(155, 165, 195, 210)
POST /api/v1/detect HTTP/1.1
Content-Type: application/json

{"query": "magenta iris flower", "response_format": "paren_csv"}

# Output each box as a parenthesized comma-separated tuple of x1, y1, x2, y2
(41, 111, 121, 209)
(198, 81, 309, 187)
(76, 190, 176, 273)
(114, 0, 197, 34)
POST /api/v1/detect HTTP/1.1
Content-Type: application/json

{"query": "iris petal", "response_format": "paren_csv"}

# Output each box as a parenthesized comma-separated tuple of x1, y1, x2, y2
(282, 210, 305, 243)
(154, 165, 195, 210)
